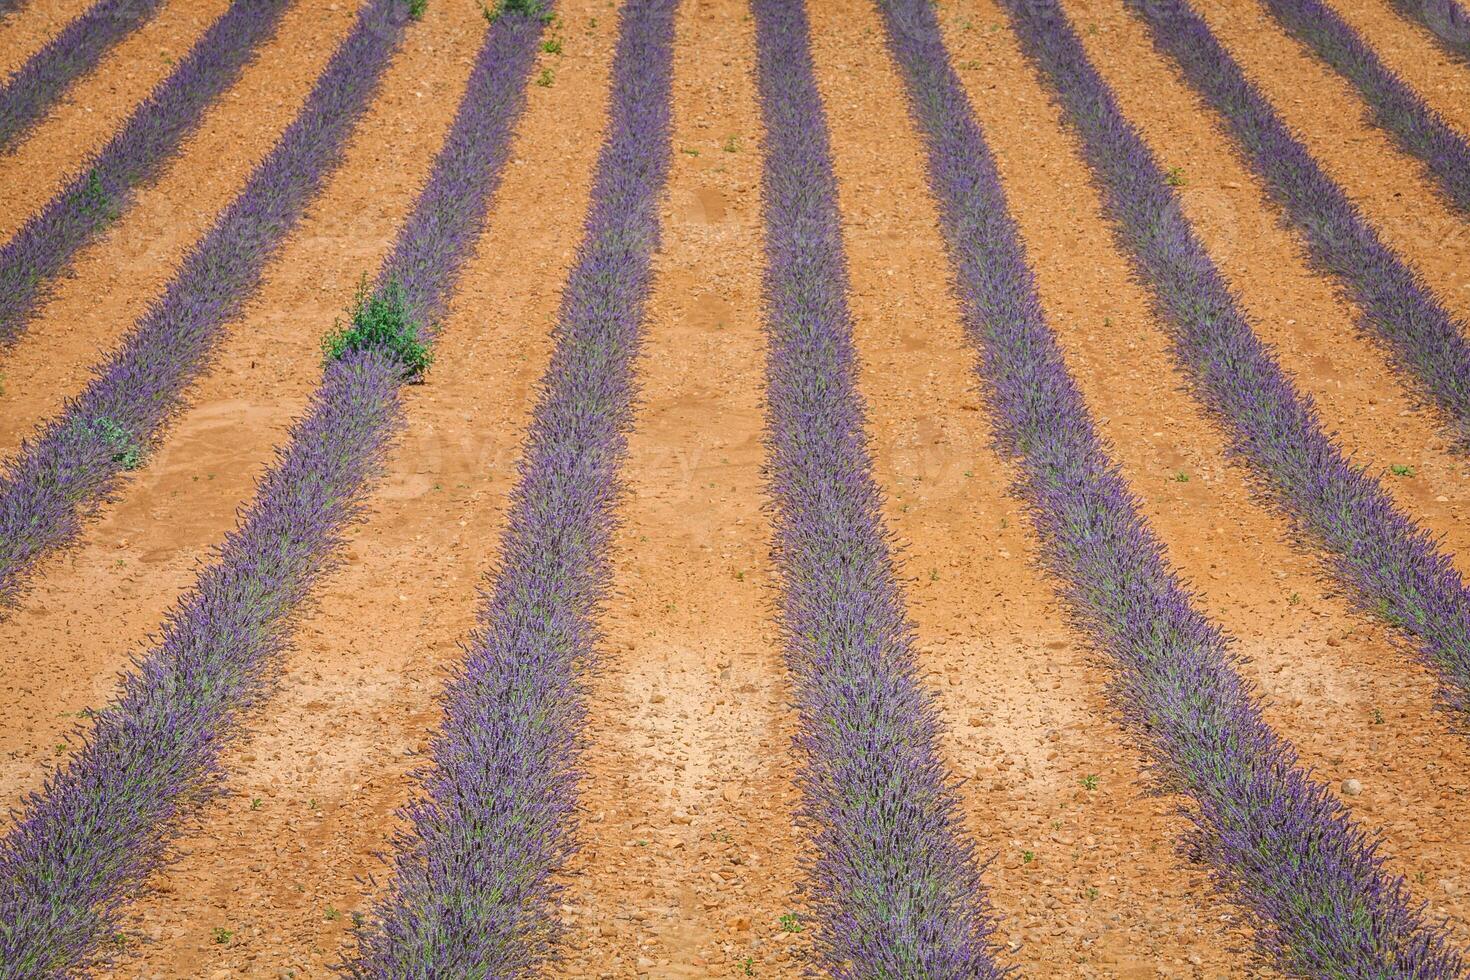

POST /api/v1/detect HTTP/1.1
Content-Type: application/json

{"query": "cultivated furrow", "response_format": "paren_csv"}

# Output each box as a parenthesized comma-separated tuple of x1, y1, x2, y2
(1124, 0, 1470, 445)
(1386, 0, 1470, 60)
(878, 0, 1466, 972)
(344, 0, 678, 974)
(1001, 0, 1470, 724)
(0, 0, 411, 610)
(0, 0, 163, 152)
(751, 0, 1006, 974)
(0, 0, 555, 972)
(0, 0, 292, 350)
(1256, 0, 1470, 216)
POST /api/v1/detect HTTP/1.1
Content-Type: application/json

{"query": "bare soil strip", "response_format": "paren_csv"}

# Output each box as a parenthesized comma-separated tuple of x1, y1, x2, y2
(951, 0, 1470, 947)
(0, 0, 475, 811)
(0, 0, 98, 79)
(0, 0, 368, 457)
(1328, 0, 1470, 132)
(0, 0, 229, 237)
(1056, 0, 1470, 569)
(108, 4, 618, 974)
(806, 0, 1260, 973)
(553, 0, 806, 975)
(1173, 0, 1470, 328)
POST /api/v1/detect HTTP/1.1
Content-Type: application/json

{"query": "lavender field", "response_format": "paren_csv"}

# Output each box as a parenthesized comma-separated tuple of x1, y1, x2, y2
(0, 0, 1469, 975)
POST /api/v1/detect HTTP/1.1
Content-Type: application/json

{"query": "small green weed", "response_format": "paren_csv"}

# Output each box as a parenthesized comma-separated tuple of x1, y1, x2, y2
(536, 67, 554, 87)
(91, 417, 142, 470)
(212, 927, 233, 945)
(408, 0, 427, 19)
(1391, 464, 1416, 477)
(778, 913, 803, 933)
(1165, 166, 1186, 187)
(322, 277, 433, 380)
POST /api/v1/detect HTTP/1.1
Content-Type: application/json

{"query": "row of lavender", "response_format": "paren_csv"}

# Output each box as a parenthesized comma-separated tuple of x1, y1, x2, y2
(345, 2, 675, 971)
(1131, 0, 1470, 447)
(0, 0, 558, 972)
(1387, 0, 1470, 60)
(750, 0, 1006, 973)
(0, 0, 161, 151)
(876, 0, 1463, 972)
(1092, 0, 1470, 721)
(0, 0, 406, 611)
(1256, 0, 1470, 216)
(0, 0, 291, 348)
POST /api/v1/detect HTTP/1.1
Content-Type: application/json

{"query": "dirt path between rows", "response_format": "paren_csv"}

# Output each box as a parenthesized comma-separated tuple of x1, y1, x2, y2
(0, 0, 99, 79)
(957, 0, 1470, 948)
(0, 0, 369, 456)
(1328, 0, 1470, 133)
(554, 0, 805, 975)
(111, 1, 618, 973)
(809, 0, 1255, 973)
(0, 0, 476, 818)
(1169, 0, 1470, 328)
(0, 0, 229, 236)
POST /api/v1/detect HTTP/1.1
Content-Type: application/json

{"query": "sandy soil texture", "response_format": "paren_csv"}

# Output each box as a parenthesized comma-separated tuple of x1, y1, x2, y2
(1, 0, 1468, 975)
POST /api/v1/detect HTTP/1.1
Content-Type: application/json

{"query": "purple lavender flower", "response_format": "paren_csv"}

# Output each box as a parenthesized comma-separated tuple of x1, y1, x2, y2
(0, 0, 412, 611)
(345, 2, 677, 976)
(993, 0, 1470, 724)
(1125, 0, 1470, 446)
(0, 1, 550, 972)
(877, 0, 1465, 971)
(0, 0, 164, 152)
(746, 0, 1008, 975)
(1256, 0, 1470, 216)
(0, 0, 291, 348)
(1386, 0, 1470, 60)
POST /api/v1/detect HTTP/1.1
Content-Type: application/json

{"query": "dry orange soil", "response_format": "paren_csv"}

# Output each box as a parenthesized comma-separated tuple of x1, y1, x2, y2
(1, 0, 1468, 975)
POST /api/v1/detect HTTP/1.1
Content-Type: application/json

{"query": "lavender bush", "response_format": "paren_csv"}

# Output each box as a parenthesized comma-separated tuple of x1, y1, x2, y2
(0, 0, 163, 152)
(0, 0, 291, 349)
(344, 2, 676, 975)
(1256, 0, 1470, 216)
(0, 351, 404, 977)
(998, 0, 1470, 721)
(1125, 0, 1470, 445)
(1386, 0, 1470, 60)
(877, 0, 1466, 971)
(0, 3, 551, 973)
(748, 0, 1007, 975)
(0, 0, 412, 611)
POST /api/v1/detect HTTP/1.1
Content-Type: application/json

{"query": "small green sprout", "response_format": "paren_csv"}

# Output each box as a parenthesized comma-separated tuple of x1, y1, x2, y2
(1165, 166, 1186, 187)
(1390, 464, 1416, 477)
(212, 927, 233, 945)
(407, 0, 427, 19)
(536, 68, 554, 87)
(1080, 775, 1098, 791)
(778, 913, 804, 933)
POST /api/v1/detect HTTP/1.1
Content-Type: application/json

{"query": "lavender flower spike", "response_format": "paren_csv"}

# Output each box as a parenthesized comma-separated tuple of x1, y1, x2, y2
(1127, 0, 1470, 446)
(347, 1, 677, 975)
(749, 0, 1008, 974)
(0, 0, 292, 349)
(1255, 0, 1470, 217)
(0, 2, 551, 972)
(0, 0, 412, 612)
(998, 0, 1470, 722)
(877, 0, 1465, 971)
(0, 0, 164, 152)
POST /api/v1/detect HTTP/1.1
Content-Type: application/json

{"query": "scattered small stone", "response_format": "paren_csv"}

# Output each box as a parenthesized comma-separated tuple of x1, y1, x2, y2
(1341, 778, 1363, 796)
